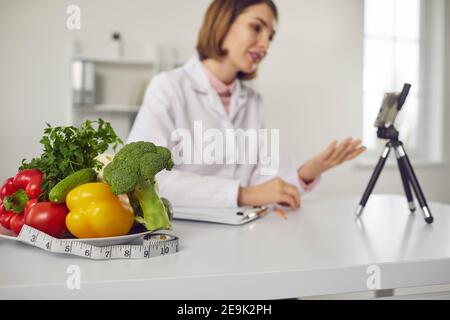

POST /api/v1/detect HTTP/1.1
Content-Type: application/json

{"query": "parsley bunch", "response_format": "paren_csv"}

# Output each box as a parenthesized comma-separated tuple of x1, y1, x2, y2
(20, 118, 123, 200)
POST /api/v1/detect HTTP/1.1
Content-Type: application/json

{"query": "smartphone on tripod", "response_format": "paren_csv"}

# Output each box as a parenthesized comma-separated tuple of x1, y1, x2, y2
(355, 83, 433, 224)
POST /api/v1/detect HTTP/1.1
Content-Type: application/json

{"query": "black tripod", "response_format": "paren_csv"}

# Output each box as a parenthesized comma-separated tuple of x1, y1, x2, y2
(355, 87, 434, 224)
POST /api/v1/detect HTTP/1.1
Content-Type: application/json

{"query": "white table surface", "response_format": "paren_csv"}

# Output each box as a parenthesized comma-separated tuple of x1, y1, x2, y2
(1, 194, 450, 299)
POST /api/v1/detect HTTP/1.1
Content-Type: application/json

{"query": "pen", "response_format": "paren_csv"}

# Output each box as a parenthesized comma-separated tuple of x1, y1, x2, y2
(275, 207, 286, 220)
(240, 207, 268, 220)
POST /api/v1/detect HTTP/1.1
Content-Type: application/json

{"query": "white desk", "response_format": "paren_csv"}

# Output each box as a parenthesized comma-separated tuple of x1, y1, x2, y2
(1, 194, 450, 299)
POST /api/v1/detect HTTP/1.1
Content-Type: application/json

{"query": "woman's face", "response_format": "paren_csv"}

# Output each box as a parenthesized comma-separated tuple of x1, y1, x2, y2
(222, 3, 276, 74)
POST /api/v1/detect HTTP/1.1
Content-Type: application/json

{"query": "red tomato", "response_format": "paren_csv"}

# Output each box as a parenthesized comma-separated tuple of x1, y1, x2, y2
(25, 202, 69, 238)
(10, 213, 25, 235)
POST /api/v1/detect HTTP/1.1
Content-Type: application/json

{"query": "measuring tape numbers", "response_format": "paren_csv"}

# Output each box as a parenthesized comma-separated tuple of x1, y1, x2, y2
(17, 225, 179, 260)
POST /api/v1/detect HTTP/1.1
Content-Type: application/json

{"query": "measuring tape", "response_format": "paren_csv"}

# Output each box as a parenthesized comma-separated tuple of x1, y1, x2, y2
(17, 225, 179, 260)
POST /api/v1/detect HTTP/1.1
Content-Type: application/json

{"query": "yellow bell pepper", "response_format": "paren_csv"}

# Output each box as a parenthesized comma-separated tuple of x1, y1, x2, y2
(65, 182, 134, 238)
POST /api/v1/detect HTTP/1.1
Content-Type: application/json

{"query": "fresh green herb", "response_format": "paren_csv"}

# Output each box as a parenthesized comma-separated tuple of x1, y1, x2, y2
(20, 118, 123, 201)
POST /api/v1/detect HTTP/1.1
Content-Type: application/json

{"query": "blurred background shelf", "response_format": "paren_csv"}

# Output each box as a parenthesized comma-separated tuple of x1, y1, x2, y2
(72, 55, 156, 66)
(70, 42, 159, 142)
(69, 37, 185, 143)
(74, 104, 141, 113)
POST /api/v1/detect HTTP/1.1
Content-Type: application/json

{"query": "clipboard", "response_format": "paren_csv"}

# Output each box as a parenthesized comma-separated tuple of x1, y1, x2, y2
(172, 206, 270, 225)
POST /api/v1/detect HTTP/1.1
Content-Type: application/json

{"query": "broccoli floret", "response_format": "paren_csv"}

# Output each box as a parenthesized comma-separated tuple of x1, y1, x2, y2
(103, 141, 174, 231)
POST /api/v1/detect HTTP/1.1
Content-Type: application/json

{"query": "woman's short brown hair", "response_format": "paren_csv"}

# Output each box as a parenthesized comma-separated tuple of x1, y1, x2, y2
(196, 0, 278, 80)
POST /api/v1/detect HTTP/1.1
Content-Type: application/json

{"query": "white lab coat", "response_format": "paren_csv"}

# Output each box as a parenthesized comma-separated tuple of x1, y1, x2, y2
(127, 54, 310, 208)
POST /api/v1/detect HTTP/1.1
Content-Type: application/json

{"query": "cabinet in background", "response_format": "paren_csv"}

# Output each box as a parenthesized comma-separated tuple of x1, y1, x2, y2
(70, 55, 156, 143)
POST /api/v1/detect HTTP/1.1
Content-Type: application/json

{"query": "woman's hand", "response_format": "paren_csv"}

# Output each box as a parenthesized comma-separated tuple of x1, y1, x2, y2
(298, 138, 366, 182)
(238, 178, 301, 209)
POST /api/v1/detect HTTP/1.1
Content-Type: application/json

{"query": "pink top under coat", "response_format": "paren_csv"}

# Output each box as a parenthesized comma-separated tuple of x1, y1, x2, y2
(203, 66, 236, 113)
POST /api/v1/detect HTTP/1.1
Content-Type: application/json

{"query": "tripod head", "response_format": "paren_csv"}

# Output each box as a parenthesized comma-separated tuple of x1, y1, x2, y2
(377, 125, 399, 140)
(374, 83, 411, 140)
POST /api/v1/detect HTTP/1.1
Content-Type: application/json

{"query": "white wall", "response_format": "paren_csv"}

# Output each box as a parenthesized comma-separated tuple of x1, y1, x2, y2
(256, 0, 450, 204)
(0, 0, 205, 177)
(0, 0, 72, 176)
(1, 0, 449, 203)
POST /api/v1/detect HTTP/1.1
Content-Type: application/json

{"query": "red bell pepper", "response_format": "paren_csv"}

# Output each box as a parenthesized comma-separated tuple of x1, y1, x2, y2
(0, 177, 17, 199)
(1, 189, 29, 233)
(0, 203, 14, 230)
(0, 169, 43, 235)
(2, 198, 39, 234)
(10, 213, 25, 235)
(3, 189, 29, 213)
(0, 178, 19, 230)
(12, 169, 43, 199)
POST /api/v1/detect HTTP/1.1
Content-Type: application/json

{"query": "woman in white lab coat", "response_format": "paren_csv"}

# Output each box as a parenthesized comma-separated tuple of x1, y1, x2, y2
(127, 0, 366, 209)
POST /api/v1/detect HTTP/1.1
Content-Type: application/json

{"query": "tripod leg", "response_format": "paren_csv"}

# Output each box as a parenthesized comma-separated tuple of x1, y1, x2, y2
(395, 145, 434, 224)
(355, 145, 391, 216)
(394, 151, 416, 212)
